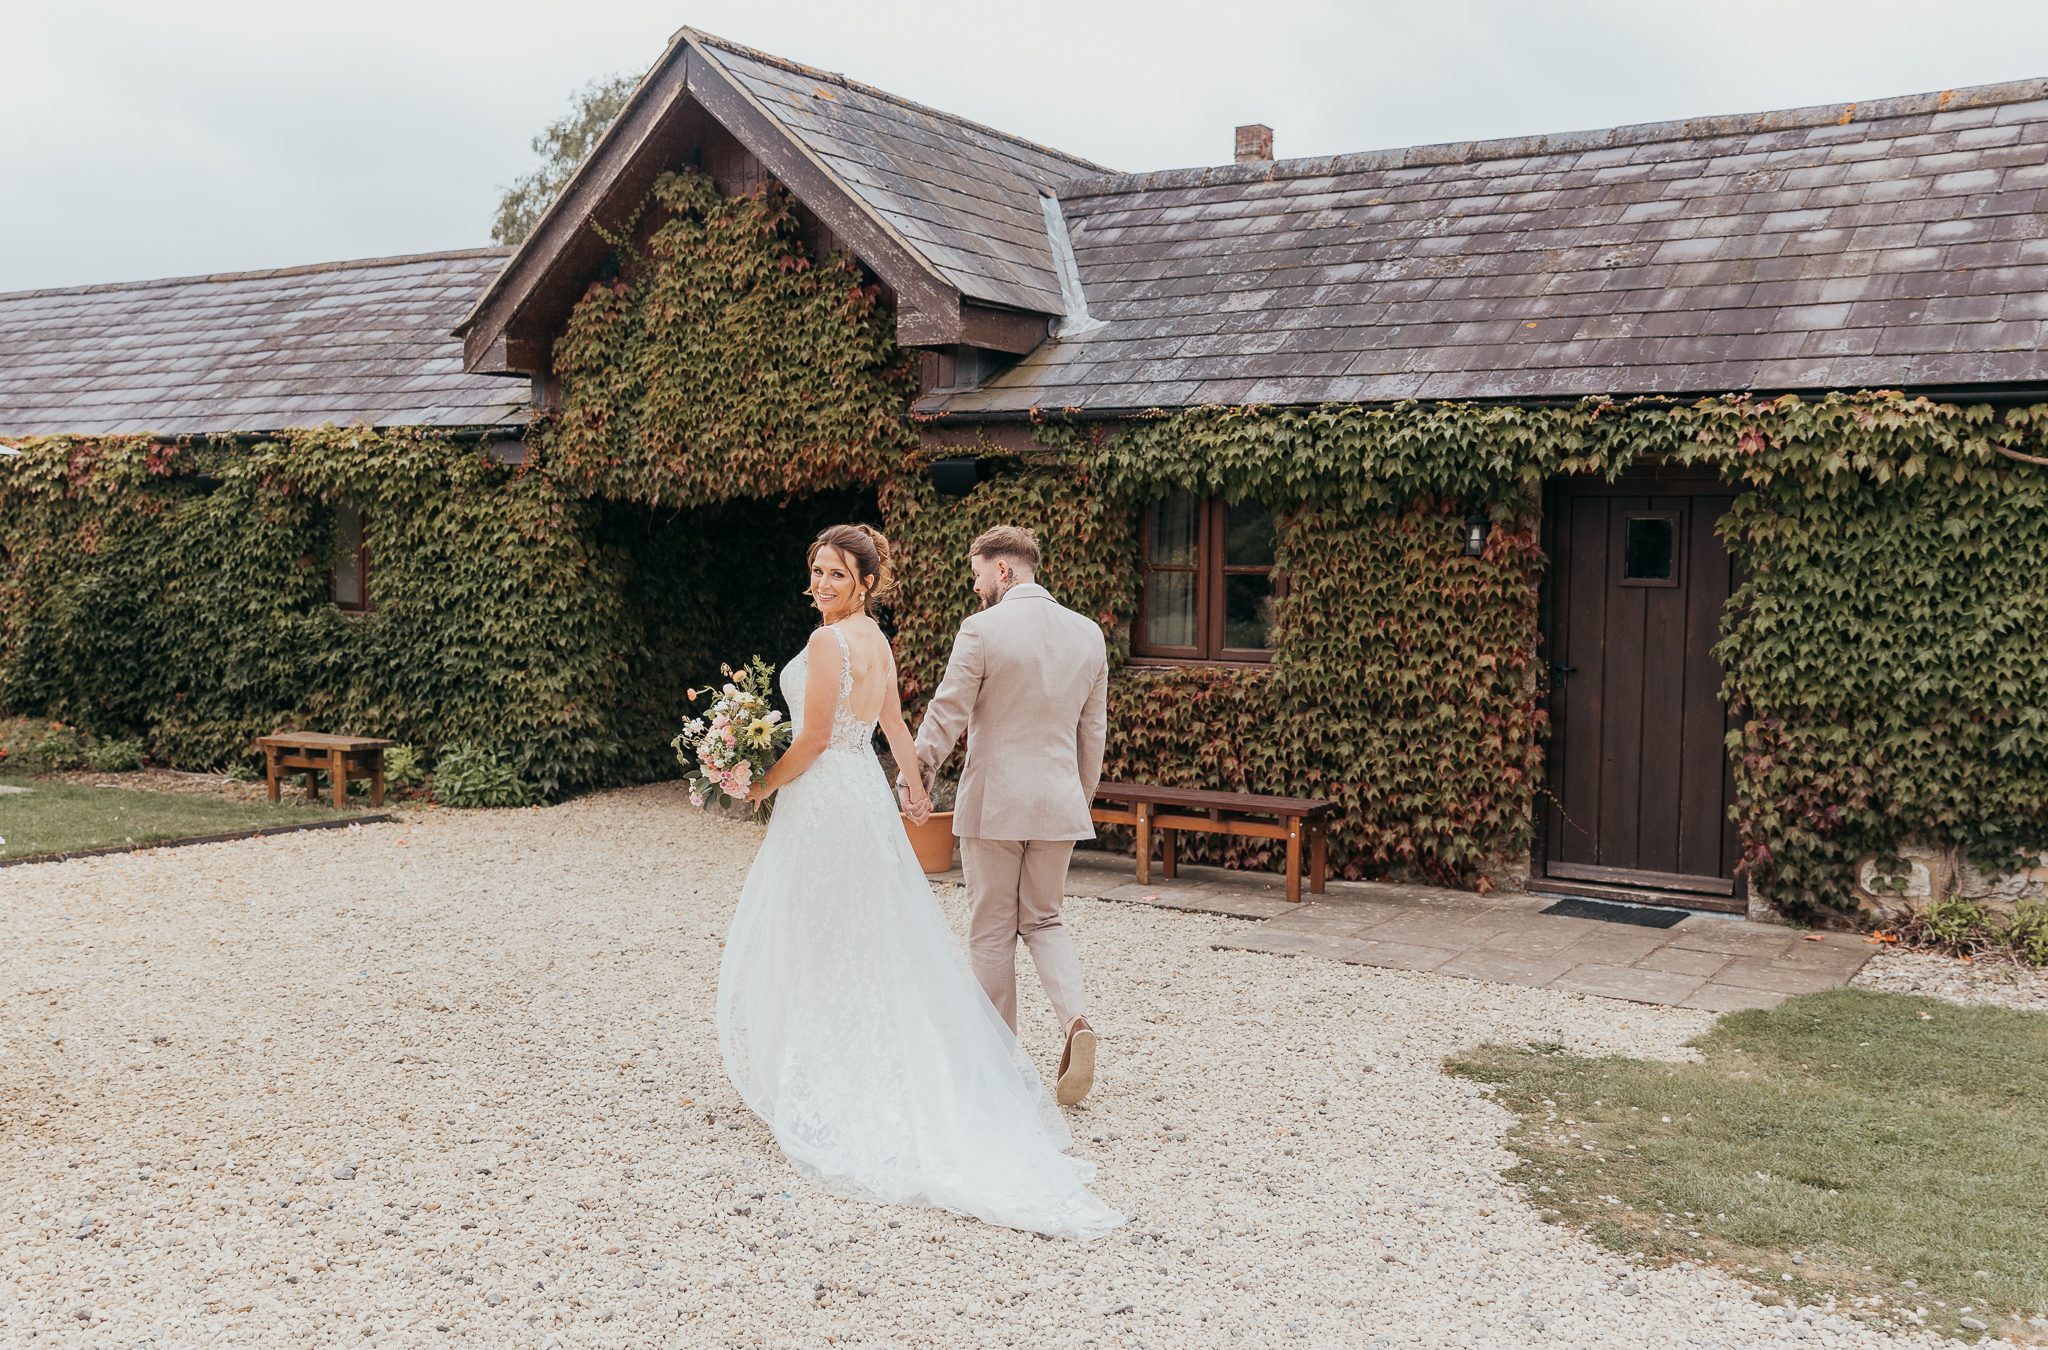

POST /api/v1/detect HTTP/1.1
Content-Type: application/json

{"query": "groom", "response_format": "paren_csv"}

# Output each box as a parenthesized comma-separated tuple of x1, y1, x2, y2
(902, 525, 1108, 1107)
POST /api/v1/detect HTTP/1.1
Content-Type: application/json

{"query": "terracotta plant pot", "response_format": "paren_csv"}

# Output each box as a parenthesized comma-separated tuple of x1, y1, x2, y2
(903, 810, 957, 874)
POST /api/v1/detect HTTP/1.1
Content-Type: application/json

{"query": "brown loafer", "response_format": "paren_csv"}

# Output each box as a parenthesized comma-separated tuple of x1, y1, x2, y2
(1056, 1023, 1097, 1107)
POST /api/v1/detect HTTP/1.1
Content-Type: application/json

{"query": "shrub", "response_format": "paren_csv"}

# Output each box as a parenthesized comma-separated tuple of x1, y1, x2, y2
(1894, 897, 2048, 966)
(382, 744, 426, 791)
(2006, 902, 2048, 968)
(27, 728, 89, 773)
(83, 738, 144, 772)
(1896, 898, 2001, 956)
(431, 744, 538, 809)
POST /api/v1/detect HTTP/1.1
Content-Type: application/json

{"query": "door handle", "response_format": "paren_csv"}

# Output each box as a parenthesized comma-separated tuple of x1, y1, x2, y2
(1550, 661, 1576, 683)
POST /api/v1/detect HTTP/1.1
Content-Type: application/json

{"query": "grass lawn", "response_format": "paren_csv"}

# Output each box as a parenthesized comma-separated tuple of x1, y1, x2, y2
(1450, 989, 2048, 1343)
(0, 775, 366, 861)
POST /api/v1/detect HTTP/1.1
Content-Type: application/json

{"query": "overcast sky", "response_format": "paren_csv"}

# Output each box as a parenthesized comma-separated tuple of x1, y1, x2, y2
(7, 0, 2047, 292)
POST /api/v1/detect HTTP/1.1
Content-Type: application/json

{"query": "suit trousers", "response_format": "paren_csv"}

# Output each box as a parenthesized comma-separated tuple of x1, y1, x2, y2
(959, 837, 1086, 1035)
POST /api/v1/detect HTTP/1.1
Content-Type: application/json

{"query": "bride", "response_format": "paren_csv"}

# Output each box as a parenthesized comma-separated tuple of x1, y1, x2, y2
(716, 523, 1123, 1240)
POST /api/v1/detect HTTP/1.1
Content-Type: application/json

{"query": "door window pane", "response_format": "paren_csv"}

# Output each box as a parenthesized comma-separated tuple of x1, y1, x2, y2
(1145, 572, 1197, 648)
(1223, 501, 1275, 566)
(1147, 493, 1198, 566)
(1624, 515, 1676, 582)
(1223, 573, 1273, 650)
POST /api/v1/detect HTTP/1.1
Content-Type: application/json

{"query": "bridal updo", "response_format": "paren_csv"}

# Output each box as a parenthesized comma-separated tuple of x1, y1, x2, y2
(808, 523, 899, 614)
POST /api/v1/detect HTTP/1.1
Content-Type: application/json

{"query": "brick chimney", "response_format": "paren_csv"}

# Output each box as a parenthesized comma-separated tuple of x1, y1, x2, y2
(1234, 123, 1274, 163)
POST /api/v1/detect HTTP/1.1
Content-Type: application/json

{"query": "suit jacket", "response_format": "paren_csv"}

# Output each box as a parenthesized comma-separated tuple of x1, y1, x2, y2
(913, 583, 1108, 841)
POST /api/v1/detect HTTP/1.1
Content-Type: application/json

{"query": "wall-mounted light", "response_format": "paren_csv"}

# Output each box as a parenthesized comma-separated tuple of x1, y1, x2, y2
(928, 457, 978, 498)
(191, 472, 222, 495)
(485, 439, 527, 467)
(1461, 507, 1490, 557)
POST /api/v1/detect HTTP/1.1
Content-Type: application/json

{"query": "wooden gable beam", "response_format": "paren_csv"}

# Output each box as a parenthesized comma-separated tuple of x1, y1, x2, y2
(458, 31, 701, 375)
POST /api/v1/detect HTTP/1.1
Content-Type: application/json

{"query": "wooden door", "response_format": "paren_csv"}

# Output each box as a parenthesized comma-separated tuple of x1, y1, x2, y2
(1540, 464, 1742, 909)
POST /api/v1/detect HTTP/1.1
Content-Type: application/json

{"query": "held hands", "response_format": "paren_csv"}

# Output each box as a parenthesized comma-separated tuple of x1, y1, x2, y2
(896, 763, 933, 825)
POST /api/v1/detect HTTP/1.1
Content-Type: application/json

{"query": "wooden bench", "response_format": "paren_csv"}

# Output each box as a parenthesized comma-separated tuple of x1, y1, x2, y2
(1090, 782, 1337, 903)
(255, 732, 393, 809)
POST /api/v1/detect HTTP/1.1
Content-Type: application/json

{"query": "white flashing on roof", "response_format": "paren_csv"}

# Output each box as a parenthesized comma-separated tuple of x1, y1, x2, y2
(1039, 192, 1105, 340)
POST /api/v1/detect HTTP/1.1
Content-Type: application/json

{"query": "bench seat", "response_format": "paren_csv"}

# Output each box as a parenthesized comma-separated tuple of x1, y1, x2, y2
(1090, 782, 1336, 903)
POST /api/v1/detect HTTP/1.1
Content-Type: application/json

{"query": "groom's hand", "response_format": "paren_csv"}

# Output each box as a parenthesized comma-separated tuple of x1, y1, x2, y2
(897, 782, 931, 825)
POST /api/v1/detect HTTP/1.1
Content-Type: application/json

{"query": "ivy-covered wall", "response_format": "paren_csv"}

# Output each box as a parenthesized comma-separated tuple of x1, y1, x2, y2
(0, 430, 630, 796)
(1015, 396, 2048, 911)
(880, 469, 1545, 887)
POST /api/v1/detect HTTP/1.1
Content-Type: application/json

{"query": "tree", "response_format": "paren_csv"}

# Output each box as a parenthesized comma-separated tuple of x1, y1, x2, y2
(492, 74, 639, 246)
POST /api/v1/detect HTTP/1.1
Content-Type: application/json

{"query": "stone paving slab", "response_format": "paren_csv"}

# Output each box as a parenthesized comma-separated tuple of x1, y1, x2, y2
(1055, 849, 1879, 1012)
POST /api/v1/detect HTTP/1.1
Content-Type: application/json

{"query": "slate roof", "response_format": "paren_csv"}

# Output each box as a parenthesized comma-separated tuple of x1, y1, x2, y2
(0, 249, 530, 438)
(918, 79, 2048, 414)
(687, 29, 1109, 317)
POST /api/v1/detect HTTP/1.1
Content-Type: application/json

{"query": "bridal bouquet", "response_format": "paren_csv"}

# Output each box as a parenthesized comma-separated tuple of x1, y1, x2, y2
(673, 656, 790, 809)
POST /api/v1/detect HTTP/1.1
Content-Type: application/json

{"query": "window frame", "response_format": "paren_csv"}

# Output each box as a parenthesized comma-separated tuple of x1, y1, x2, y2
(329, 504, 373, 613)
(1617, 509, 1682, 590)
(1133, 495, 1281, 665)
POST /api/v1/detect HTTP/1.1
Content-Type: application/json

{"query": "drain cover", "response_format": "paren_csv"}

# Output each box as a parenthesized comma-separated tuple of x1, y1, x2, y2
(1537, 896, 1686, 928)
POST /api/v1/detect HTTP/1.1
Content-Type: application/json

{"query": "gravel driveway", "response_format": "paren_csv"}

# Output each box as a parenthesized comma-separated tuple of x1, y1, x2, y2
(0, 783, 2000, 1347)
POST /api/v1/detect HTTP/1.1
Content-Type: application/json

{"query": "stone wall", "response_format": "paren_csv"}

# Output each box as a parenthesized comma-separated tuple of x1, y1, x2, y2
(1854, 841, 2048, 923)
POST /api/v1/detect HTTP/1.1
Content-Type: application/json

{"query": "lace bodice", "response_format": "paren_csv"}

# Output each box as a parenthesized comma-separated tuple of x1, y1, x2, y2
(781, 625, 878, 755)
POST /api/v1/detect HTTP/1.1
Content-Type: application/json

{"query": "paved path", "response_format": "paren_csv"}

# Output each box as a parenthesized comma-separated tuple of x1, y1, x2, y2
(979, 850, 1877, 1013)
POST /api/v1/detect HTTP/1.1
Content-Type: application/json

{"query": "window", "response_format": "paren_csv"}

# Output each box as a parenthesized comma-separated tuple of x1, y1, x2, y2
(330, 505, 371, 611)
(1134, 493, 1280, 661)
(1620, 511, 1680, 588)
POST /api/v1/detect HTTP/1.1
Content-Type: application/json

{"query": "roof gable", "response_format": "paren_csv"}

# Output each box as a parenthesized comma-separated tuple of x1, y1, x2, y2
(920, 79, 2048, 414)
(459, 28, 1106, 375)
(0, 249, 529, 439)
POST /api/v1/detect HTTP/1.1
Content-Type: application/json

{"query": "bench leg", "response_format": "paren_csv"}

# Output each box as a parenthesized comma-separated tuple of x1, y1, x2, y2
(304, 769, 320, 802)
(264, 748, 280, 804)
(1310, 826, 1327, 895)
(1285, 817, 1302, 903)
(370, 753, 385, 808)
(1161, 828, 1177, 879)
(330, 748, 347, 809)
(1134, 802, 1152, 886)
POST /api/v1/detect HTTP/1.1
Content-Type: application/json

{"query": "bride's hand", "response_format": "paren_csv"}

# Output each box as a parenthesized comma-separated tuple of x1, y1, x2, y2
(746, 780, 777, 804)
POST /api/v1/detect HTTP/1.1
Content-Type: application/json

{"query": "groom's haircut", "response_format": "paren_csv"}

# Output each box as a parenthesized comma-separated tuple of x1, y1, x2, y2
(969, 525, 1040, 572)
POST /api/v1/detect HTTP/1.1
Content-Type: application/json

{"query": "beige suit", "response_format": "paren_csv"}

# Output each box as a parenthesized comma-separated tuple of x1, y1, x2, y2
(913, 583, 1108, 1033)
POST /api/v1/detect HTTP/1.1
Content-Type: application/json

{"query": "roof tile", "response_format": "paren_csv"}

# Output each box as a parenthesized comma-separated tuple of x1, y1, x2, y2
(0, 250, 528, 438)
(922, 77, 2048, 413)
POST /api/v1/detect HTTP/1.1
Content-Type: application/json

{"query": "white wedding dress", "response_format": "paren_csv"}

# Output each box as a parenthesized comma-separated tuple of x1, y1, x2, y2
(715, 626, 1124, 1240)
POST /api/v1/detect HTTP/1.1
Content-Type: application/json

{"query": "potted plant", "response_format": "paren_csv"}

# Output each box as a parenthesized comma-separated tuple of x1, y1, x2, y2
(882, 751, 959, 874)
